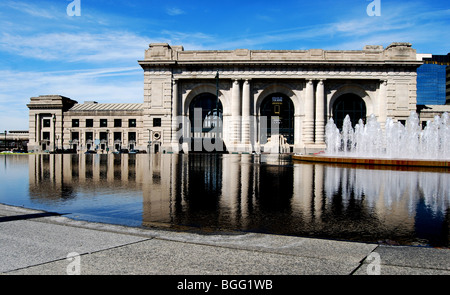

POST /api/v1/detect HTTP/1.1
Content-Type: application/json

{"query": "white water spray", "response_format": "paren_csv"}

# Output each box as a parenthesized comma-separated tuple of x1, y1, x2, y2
(325, 111, 450, 160)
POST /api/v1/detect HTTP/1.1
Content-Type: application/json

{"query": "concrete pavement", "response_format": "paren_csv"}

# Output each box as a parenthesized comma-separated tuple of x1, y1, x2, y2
(0, 204, 449, 276)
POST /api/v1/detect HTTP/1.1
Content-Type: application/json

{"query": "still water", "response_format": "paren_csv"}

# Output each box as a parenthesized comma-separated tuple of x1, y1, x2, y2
(1, 154, 449, 247)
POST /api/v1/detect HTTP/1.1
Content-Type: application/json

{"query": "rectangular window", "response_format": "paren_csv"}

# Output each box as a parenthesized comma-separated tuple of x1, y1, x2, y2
(114, 132, 121, 141)
(100, 119, 108, 128)
(128, 132, 136, 142)
(100, 132, 108, 141)
(114, 119, 122, 128)
(129, 119, 137, 128)
(43, 119, 51, 128)
(86, 119, 94, 128)
(71, 132, 79, 141)
(153, 118, 161, 127)
(85, 132, 93, 141)
(72, 119, 80, 128)
(42, 132, 50, 140)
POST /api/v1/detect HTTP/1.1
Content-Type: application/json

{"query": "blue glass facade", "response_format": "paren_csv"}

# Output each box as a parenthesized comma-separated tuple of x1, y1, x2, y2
(416, 63, 447, 105)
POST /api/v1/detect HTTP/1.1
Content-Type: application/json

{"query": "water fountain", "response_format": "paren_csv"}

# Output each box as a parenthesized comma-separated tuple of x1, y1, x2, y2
(294, 111, 450, 167)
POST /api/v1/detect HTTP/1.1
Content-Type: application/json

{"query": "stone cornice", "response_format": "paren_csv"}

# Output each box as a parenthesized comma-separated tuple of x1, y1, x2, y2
(139, 60, 422, 68)
(139, 42, 422, 70)
(27, 95, 78, 111)
(165, 65, 416, 81)
(27, 104, 64, 110)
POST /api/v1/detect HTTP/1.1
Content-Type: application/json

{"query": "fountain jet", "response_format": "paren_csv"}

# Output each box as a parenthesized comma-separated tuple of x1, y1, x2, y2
(294, 111, 450, 167)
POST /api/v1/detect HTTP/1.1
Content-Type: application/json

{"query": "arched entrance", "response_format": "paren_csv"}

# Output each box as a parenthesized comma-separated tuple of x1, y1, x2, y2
(332, 93, 367, 129)
(260, 93, 295, 144)
(188, 93, 224, 152)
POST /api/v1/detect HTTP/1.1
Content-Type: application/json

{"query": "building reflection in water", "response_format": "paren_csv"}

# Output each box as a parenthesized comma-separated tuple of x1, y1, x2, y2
(25, 154, 450, 246)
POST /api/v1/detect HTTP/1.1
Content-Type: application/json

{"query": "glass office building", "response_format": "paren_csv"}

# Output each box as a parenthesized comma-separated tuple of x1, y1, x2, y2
(417, 54, 450, 105)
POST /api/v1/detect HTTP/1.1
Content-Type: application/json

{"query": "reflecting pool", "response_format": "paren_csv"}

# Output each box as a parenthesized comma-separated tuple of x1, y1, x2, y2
(1, 154, 449, 247)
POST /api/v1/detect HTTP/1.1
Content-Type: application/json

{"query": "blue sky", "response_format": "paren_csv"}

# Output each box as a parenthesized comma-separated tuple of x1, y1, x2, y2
(0, 0, 449, 131)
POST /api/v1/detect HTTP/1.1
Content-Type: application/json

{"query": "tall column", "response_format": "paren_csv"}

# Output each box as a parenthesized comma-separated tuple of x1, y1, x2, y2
(241, 80, 251, 148)
(304, 79, 315, 145)
(34, 114, 39, 151)
(231, 79, 241, 145)
(172, 79, 179, 117)
(52, 113, 57, 152)
(171, 80, 179, 149)
(315, 79, 326, 145)
(378, 80, 387, 129)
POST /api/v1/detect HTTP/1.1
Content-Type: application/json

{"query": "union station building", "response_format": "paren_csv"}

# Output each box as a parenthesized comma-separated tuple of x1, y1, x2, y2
(27, 42, 424, 154)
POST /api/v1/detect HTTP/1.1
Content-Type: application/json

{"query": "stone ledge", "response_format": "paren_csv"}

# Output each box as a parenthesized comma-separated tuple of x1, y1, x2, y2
(292, 154, 450, 168)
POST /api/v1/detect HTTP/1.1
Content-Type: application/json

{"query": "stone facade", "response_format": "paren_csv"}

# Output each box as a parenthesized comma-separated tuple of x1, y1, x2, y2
(27, 97, 144, 153)
(27, 42, 423, 154)
(27, 95, 77, 153)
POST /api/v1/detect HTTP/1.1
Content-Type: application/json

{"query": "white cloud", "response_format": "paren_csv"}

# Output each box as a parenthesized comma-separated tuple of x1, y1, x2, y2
(0, 31, 150, 63)
(0, 0, 58, 19)
(0, 67, 143, 131)
(197, 2, 450, 52)
(0, 67, 143, 101)
(166, 7, 185, 16)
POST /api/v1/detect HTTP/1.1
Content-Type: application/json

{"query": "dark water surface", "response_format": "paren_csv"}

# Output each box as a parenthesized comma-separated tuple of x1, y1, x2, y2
(1, 154, 449, 247)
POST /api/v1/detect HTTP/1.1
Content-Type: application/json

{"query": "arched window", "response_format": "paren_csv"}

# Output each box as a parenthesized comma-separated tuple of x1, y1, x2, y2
(260, 93, 294, 144)
(332, 94, 367, 129)
(189, 93, 223, 136)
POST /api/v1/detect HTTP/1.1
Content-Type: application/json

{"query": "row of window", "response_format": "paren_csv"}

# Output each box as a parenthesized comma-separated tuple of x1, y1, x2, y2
(72, 119, 138, 128)
(43, 118, 163, 128)
(70, 131, 137, 142)
(42, 132, 138, 141)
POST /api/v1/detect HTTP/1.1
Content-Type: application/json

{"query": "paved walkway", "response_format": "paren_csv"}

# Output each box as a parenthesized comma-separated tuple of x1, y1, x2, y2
(0, 204, 449, 276)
